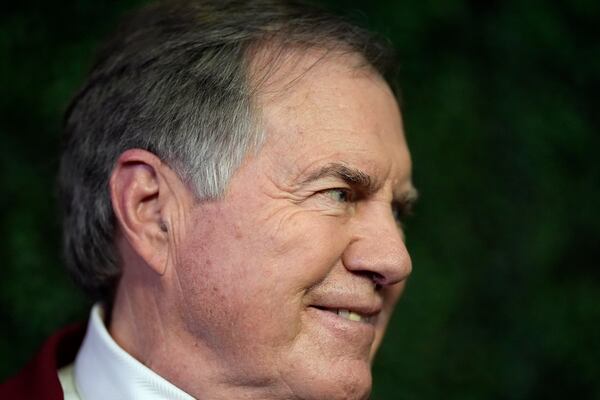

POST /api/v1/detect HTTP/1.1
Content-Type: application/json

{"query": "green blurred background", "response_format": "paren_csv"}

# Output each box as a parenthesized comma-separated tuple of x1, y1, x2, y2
(1, 0, 599, 398)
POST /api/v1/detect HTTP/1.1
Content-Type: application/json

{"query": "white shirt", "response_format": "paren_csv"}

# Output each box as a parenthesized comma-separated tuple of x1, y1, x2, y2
(58, 304, 195, 400)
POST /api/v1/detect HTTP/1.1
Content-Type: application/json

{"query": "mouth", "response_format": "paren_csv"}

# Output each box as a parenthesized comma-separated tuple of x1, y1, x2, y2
(310, 306, 377, 325)
(306, 304, 379, 347)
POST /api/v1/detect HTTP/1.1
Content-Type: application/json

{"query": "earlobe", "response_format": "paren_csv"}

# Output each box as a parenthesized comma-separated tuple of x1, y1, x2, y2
(110, 149, 171, 275)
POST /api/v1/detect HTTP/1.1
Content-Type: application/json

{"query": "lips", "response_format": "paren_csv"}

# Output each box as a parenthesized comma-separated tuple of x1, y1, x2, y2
(310, 305, 380, 324)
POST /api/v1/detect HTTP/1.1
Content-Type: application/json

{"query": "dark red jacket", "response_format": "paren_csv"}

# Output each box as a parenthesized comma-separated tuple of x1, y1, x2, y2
(0, 324, 86, 399)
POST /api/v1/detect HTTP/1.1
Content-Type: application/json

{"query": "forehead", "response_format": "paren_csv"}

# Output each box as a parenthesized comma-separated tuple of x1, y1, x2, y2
(254, 51, 413, 193)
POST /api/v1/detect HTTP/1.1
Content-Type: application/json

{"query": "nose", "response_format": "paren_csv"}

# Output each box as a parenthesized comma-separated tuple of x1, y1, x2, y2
(342, 205, 412, 286)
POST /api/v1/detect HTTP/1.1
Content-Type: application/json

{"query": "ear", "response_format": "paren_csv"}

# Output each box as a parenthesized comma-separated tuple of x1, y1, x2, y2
(109, 149, 174, 275)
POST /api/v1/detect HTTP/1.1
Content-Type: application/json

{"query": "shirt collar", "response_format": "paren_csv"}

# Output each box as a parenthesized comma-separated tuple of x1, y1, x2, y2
(74, 304, 195, 400)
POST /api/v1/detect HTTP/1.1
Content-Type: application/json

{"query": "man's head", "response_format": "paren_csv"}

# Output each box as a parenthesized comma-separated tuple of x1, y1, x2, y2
(59, 1, 416, 398)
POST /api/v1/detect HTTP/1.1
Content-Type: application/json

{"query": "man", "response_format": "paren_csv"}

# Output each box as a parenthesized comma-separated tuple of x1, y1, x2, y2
(1, 0, 417, 399)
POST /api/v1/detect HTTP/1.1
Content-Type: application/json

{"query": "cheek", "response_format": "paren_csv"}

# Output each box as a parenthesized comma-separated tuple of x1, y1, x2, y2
(172, 202, 352, 354)
(173, 239, 299, 376)
(263, 210, 351, 280)
(169, 211, 310, 350)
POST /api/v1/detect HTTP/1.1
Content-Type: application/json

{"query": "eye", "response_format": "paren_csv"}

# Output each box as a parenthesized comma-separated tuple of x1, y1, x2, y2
(391, 200, 413, 228)
(321, 188, 354, 203)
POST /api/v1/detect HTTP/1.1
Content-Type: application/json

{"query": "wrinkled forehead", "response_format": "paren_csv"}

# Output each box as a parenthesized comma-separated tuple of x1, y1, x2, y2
(250, 49, 412, 194)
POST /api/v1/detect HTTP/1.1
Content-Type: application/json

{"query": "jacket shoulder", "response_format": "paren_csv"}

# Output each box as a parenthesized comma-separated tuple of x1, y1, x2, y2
(0, 323, 86, 400)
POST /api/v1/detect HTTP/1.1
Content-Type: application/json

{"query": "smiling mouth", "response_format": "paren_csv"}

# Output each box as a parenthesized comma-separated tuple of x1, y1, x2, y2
(312, 306, 377, 324)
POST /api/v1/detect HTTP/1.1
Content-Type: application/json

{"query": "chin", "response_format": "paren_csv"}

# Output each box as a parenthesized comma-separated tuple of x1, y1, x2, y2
(285, 359, 373, 400)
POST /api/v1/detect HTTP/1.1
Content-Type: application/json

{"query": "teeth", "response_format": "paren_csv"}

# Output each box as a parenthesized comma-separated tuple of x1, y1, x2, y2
(336, 309, 363, 322)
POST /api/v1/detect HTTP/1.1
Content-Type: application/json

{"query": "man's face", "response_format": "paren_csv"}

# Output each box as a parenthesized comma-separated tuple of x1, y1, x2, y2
(166, 54, 414, 399)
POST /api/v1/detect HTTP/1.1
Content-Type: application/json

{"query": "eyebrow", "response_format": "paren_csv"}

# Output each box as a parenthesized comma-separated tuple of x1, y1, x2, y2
(301, 162, 420, 215)
(301, 163, 379, 193)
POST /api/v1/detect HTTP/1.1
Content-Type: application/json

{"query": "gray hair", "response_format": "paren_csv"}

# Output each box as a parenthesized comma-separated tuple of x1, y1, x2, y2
(59, 0, 397, 302)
